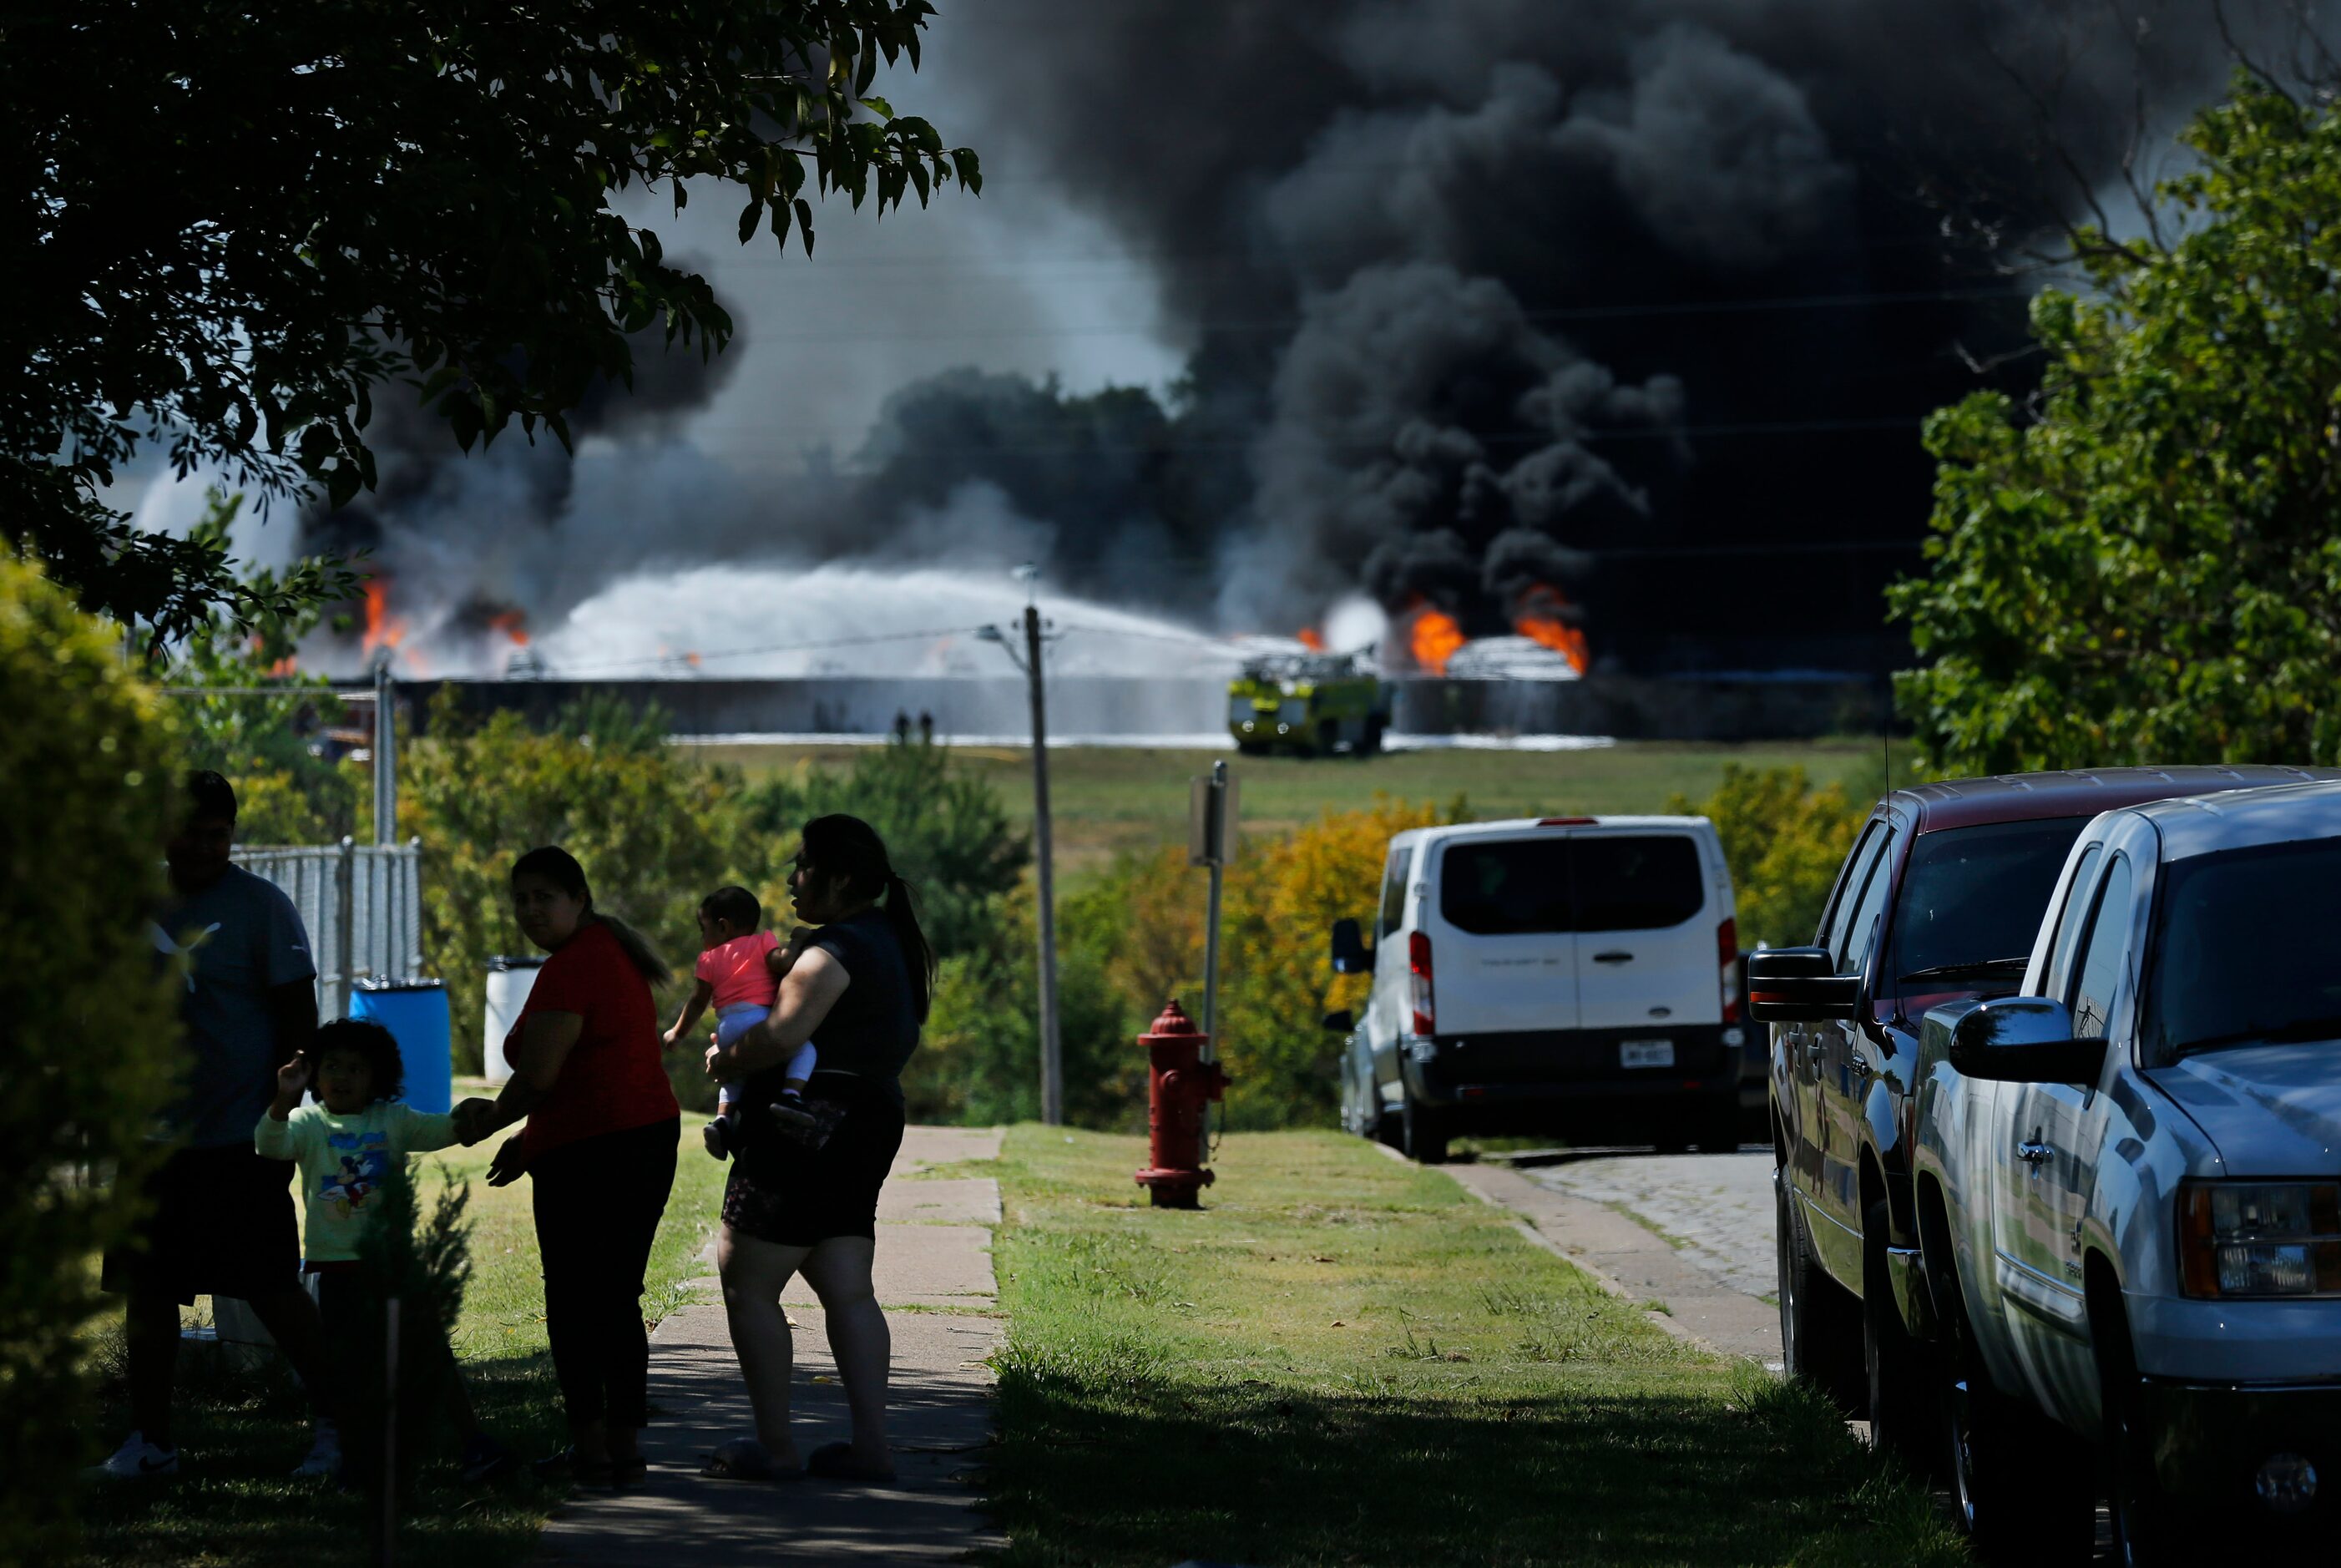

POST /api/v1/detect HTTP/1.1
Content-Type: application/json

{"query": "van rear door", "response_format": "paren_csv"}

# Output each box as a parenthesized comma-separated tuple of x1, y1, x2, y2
(1426, 835, 1580, 1034)
(1569, 830, 1719, 1033)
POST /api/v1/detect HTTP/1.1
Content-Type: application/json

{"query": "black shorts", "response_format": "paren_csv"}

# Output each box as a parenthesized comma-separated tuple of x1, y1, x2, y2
(721, 1075, 906, 1248)
(101, 1143, 301, 1305)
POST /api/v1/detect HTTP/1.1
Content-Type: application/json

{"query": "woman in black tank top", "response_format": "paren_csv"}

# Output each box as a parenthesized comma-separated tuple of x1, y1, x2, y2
(698, 814, 936, 1483)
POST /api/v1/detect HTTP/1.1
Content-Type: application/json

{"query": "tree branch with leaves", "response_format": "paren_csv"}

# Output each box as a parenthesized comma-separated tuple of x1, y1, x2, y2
(2, 0, 979, 644)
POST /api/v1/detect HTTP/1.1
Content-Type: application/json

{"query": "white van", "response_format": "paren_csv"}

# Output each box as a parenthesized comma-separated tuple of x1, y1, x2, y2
(1328, 815, 1743, 1161)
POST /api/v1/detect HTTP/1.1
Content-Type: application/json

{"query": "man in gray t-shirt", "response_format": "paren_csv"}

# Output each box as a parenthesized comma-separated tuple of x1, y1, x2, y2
(153, 851, 318, 1146)
(94, 772, 339, 1482)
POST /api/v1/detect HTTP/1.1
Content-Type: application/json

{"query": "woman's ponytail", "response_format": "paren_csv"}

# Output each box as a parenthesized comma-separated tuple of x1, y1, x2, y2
(883, 871, 938, 1024)
(595, 913, 673, 987)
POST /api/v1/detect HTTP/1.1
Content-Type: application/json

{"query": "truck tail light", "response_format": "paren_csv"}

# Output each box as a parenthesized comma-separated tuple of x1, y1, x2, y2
(1717, 917, 1741, 1025)
(2178, 1181, 2341, 1297)
(1408, 929, 1435, 1036)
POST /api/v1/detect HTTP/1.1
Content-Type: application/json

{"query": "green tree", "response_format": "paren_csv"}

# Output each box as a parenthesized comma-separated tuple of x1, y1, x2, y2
(1894, 73, 2341, 773)
(908, 880, 1141, 1130)
(0, 559, 179, 1561)
(166, 490, 366, 842)
(6, 1, 978, 644)
(400, 695, 736, 1075)
(736, 739, 1029, 956)
(1665, 766, 1865, 950)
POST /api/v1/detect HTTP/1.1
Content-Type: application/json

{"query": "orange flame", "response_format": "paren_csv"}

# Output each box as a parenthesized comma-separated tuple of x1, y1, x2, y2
(1296, 626, 1326, 651)
(488, 609, 529, 646)
(1512, 582, 1590, 675)
(361, 576, 408, 654)
(1406, 600, 1466, 675)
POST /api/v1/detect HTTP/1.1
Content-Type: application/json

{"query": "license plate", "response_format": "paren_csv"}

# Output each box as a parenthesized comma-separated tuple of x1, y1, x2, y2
(1620, 1039, 1675, 1069)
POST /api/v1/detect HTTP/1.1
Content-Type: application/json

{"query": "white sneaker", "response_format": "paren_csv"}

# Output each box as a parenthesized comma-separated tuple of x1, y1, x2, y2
(89, 1431, 179, 1480)
(292, 1421, 342, 1479)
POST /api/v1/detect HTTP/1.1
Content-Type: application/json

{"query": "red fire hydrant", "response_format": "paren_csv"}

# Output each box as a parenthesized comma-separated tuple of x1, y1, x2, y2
(1135, 999, 1228, 1209)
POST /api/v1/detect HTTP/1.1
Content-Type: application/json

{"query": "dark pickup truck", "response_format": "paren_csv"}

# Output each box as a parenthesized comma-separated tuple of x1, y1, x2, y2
(1748, 766, 2326, 1483)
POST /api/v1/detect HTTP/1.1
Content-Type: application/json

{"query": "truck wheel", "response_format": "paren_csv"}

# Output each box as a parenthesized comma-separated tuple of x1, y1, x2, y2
(1775, 1167, 1863, 1414)
(1358, 716, 1385, 756)
(1939, 1266, 2095, 1559)
(2098, 1288, 2197, 1565)
(1401, 1093, 1449, 1164)
(1862, 1201, 1937, 1469)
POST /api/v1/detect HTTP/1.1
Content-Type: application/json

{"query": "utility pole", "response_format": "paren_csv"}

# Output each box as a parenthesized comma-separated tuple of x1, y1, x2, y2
(372, 657, 397, 846)
(983, 591, 1062, 1125)
(1023, 604, 1063, 1125)
(1189, 759, 1236, 1168)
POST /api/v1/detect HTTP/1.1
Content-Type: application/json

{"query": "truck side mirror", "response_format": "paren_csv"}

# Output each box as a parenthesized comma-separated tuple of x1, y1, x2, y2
(1322, 1009, 1355, 1034)
(1330, 918, 1372, 974)
(1746, 946, 1860, 1022)
(1948, 997, 2106, 1085)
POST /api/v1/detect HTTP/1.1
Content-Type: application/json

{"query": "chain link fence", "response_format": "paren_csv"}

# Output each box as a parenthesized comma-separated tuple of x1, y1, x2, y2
(234, 839, 423, 1018)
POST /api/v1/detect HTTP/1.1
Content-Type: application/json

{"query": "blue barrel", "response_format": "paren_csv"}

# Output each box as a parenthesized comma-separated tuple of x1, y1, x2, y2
(349, 979, 453, 1114)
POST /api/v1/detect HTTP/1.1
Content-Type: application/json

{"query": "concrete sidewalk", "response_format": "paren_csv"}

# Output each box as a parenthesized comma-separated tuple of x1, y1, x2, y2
(1437, 1154, 1782, 1367)
(536, 1126, 1007, 1566)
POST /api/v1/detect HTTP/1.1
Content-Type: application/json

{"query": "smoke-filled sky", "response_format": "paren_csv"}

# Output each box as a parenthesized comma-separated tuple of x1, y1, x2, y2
(139, 0, 2301, 677)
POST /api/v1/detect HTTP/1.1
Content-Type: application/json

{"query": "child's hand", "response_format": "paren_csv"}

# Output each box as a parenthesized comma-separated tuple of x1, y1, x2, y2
(660, 1024, 680, 1051)
(771, 925, 814, 978)
(275, 1056, 311, 1100)
(449, 1097, 502, 1146)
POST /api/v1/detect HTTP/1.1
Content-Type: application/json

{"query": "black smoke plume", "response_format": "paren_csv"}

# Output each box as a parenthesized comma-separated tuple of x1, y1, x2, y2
(311, 3, 2304, 674)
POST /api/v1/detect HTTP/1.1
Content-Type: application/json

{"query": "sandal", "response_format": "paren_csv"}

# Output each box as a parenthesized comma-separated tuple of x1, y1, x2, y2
(806, 1440, 897, 1485)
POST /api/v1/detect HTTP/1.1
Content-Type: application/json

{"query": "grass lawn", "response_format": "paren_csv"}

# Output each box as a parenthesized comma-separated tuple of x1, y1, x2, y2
(985, 1126, 1959, 1566)
(692, 737, 1914, 879)
(78, 1115, 727, 1568)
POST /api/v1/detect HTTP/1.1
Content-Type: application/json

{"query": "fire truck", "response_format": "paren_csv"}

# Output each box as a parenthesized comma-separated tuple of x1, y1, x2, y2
(1226, 652, 1391, 756)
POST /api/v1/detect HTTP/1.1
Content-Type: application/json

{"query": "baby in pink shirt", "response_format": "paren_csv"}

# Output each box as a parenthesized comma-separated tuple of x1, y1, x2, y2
(661, 886, 817, 1160)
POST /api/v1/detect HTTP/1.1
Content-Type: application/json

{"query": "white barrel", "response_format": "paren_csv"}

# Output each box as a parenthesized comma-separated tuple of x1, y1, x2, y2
(482, 954, 545, 1083)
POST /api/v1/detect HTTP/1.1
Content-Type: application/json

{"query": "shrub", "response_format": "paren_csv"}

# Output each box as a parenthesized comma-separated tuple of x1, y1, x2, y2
(1216, 797, 1449, 1128)
(400, 694, 736, 1075)
(1666, 766, 1866, 950)
(908, 876, 1144, 1130)
(0, 557, 179, 1561)
(343, 1160, 471, 1547)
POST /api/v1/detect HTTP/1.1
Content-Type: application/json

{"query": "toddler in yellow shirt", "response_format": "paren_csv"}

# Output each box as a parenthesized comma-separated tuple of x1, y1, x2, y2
(255, 1018, 512, 1484)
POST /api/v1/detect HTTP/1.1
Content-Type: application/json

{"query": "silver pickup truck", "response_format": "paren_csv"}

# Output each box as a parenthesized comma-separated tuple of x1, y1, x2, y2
(1913, 781, 2341, 1560)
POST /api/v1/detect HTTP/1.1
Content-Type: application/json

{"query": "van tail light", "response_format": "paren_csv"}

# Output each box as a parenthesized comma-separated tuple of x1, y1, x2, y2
(1717, 917, 1741, 1024)
(1408, 929, 1436, 1036)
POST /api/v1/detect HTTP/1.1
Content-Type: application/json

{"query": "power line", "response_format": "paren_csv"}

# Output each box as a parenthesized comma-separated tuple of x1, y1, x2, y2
(726, 286, 2030, 345)
(713, 231, 2014, 273)
(696, 412, 1930, 471)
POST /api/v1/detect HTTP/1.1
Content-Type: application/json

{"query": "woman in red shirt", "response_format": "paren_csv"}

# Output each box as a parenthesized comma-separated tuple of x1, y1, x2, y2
(452, 846, 679, 1489)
